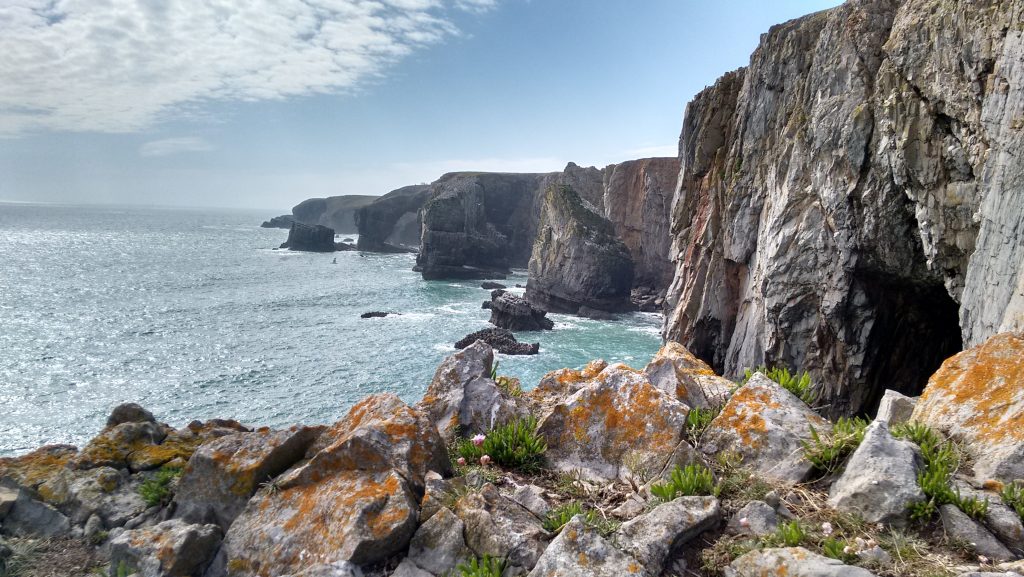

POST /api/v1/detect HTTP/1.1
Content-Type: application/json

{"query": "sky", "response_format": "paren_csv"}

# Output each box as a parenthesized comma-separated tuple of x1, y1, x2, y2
(0, 0, 842, 212)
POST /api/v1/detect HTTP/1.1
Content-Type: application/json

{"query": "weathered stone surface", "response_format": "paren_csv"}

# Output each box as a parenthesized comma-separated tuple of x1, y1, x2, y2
(726, 501, 778, 537)
(280, 563, 363, 577)
(107, 403, 156, 428)
(526, 360, 608, 415)
(912, 332, 1024, 483)
(952, 479, 1024, 555)
(74, 421, 169, 471)
(526, 185, 634, 315)
(662, 0, 1024, 417)
(417, 341, 524, 442)
(109, 519, 222, 577)
(875, 389, 916, 425)
(216, 395, 445, 574)
(291, 195, 377, 234)
(37, 465, 146, 527)
(401, 507, 473, 577)
(487, 292, 554, 331)
(454, 328, 540, 356)
(279, 221, 338, 252)
(2, 488, 71, 537)
(602, 157, 678, 295)
(527, 516, 644, 577)
(699, 374, 830, 484)
(355, 185, 431, 252)
(725, 547, 879, 577)
(260, 214, 294, 229)
(0, 444, 77, 491)
(127, 420, 250, 473)
(173, 426, 324, 529)
(941, 504, 1014, 562)
(536, 363, 692, 482)
(828, 420, 924, 527)
(454, 483, 548, 575)
(512, 484, 550, 519)
(612, 496, 721, 574)
(643, 342, 733, 409)
(0, 486, 17, 519)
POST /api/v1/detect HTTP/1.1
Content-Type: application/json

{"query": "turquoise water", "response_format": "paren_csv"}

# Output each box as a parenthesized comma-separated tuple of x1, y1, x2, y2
(0, 203, 662, 455)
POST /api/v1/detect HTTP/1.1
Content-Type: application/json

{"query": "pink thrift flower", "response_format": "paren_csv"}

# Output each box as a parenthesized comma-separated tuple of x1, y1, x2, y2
(738, 517, 750, 527)
(480, 455, 492, 466)
(472, 434, 486, 447)
(456, 457, 466, 466)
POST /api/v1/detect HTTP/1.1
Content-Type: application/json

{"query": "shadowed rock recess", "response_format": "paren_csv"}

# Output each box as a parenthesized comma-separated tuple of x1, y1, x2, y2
(663, 0, 1024, 415)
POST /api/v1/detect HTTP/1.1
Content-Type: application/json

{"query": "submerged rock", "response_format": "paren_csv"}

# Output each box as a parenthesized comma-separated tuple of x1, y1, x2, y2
(481, 282, 507, 290)
(455, 328, 539, 355)
(487, 291, 554, 331)
(359, 311, 397, 318)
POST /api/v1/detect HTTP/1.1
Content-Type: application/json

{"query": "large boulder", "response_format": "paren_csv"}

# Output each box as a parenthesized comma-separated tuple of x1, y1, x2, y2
(172, 425, 324, 529)
(355, 185, 431, 252)
(417, 341, 525, 442)
(828, 420, 925, 527)
(279, 222, 338, 252)
(0, 444, 78, 492)
(396, 507, 473, 577)
(1, 487, 70, 537)
(699, 373, 831, 484)
(612, 496, 721, 575)
(525, 185, 634, 315)
(454, 483, 549, 575)
(526, 516, 644, 577)
(487, 292, 554, 331)
(108, 519, 222, 577)
(454, 329, 539, 356)
(36, 465, 147, 527)
(643, 342, 734, 409)
(940, 504, 1015, 562)
(535, 363, 695, 482)
(214, 395, 446, 575)
(911, 332, 1024, 483)
(725, 547, 878, 577)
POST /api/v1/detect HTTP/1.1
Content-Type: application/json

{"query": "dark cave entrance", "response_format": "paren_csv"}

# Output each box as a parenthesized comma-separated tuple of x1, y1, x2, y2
(854, 272, 963, 417)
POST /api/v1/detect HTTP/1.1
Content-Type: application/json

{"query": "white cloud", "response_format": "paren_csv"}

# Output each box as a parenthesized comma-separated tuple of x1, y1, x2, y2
(623, 144, 679, 158)
(0, 0, 493, 135)
(139, 137, 214, 157)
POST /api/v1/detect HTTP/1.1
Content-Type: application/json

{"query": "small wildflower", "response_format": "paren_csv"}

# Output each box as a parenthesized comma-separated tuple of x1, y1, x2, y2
(843, 546, 854, 555)
(978, 555, 989, 564)
(456, 457, 466, 466)
(821, 522, 833, 536)
(738, 517, 750, 528)
(480, 455, 492, 466)
(472, 434, 486, 447)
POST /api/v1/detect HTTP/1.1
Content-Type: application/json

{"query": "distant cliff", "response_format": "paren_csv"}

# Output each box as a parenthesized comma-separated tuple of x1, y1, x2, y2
(355, 184, 431, 253)
(290, 195, 378, 233)
(662, 0, 1024, 415)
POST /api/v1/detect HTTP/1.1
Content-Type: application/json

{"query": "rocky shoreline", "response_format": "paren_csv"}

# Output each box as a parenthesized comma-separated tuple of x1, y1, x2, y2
(2, 332, 1022, 577)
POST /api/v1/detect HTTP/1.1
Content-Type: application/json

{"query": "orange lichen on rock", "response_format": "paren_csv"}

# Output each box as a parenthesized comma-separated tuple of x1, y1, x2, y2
(0, 444, 77, 489)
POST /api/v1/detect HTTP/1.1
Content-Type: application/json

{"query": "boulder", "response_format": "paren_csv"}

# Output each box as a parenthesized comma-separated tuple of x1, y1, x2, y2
(127, 419, 250, 473)
(106, 403, 156, 428)
(952, 479, 1024, 554)
(725, 547, 879, 577)
(726, 501, 778, 537)
(0, 444, 78, 491)
(526, 360, 608, 414)
(359, 311, 396, 319)
(279, 222, 337, 252)
(912, 332, 1024, 483)
(454, 329, 539, 356)
(417, 341, 525, 442)
(512, 484, 550, 518)
(535, 363, 694, 482)
(612, 496, 721, 574)
(454, 483, 549, 575)
(828, 420, 925, 527)
(73, 420, 169, 471)
(37, 465, 147, 527)
(215, 395, 445, 574)
(525, 185, 634, 315)
(400, 507, 473, 576)
(940, 504, 1015, 562)
(2, 487, 71, 537)
(526, 516, 644, 577)
(487, 292, 554, 331)
(108, 519, 222, 577)
(172, 425, 324, 529)
(875, 390, 916, 425)
(481, 282, 507, 290)
(699, 373, 831, 484)
(643, 342, 734, 409)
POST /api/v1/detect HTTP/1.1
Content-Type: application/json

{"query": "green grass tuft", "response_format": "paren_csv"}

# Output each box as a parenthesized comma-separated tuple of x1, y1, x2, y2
(741, 366, 816, 405)
(802, 416, 868, 475)
(1001, 481, 1024, 522)
(685, 406, 720, 443)
(456, 555, 506, 577)
(650, 463, 717, 502)
(456, 416, 547, 471)
(138, 466, 182, 508)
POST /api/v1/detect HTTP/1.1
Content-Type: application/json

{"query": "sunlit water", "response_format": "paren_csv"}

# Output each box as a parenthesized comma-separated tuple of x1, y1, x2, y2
(0, 203, 663, 455)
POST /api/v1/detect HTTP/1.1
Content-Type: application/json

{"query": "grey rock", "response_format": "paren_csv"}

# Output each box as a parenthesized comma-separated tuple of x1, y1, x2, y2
(106, 403, 156, 428)
(488, 292, 554, 331)
(526, 516, 643, 577)
(525, 184, 634, 315)
(512, 484, 550, 519)
(84, 514, 103, 538)
(37, 466, 147, 527)
(643, 342, 734, 409)
(356, 185, 431, 252)
(612, 496, 721, 575)
(279, 221, 338, 252)
(699, 374, 831, 483)
(403, 507, 473, 576)
(291, 195, 377, 234)
(3, 488, 71, 537)
(260, 214, 294, 229)
(610, 495, 646, 520)
(282, 563, 364, 577)
(454, 328, 540, 356)
(0, 486, 16, 519)
(727, 501, 778, 537)
(941, 504, 1014, 562)
(391, 560, 433, 577)
(828, 420, 925, 527)
(725, 547, 879, 577)
(109, 519, 222, 577)
(953, 479, 1024, 555)
(875, 390, 916, 426)
(956, 573, 1024, 577)
(454, 483, 549, 575)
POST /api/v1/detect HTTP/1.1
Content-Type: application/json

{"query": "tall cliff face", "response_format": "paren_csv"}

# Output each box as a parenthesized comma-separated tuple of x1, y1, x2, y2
(291, 195, 378, 233)
(602, 157, 678, 294)
(664, 0, 1023, 415)
(355, 185, 431, 253)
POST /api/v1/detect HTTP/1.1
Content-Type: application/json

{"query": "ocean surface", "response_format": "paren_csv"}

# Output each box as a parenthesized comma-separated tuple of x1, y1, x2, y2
(0, 203, 663, 456)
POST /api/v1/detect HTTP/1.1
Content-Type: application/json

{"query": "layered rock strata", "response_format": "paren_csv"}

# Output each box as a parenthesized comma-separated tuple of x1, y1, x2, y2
(355, 184, 432, 253)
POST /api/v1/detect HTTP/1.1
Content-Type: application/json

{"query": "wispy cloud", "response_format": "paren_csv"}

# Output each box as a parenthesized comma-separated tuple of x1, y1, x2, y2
(0, 0, 495, 136)
(623, 144, 679, 158)
(139, 137, 214, 157)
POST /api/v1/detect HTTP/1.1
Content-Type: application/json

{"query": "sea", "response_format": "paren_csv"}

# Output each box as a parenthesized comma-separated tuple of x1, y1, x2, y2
(0, 202, 663, 456)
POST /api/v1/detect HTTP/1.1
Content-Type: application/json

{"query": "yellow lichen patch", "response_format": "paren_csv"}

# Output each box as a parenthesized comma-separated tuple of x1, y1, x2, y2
(711, 385, 778, 449)
(915, 332, 1024, 444)
(0, 445, 76, 489)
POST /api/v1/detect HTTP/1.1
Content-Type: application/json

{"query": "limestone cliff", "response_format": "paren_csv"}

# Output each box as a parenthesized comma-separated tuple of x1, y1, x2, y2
(355, 184, 431, 253)
(291, 195, 378, 233)
(663, 0, 1024, 415)
(525, 185, 634, 315)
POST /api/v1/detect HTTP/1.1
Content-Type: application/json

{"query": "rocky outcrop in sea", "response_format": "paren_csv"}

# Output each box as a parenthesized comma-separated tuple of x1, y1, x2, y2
(291, 195, 378, 234)
(661, 0, 1024, 416)
(3, 332, 1023, 577)
(454, 328, 539, 355)
(355, 184, 432, 253)
(485, 290, 554, 331)
(259, 215, 294, 229)
(279, 222, 339, 252)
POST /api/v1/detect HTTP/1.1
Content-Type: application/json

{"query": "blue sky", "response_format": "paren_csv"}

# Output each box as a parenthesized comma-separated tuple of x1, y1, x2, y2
(0, 0, 841, 211)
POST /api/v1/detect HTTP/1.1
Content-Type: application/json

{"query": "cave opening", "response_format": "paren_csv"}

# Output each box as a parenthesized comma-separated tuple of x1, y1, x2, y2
(855, 271, 963, 418)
